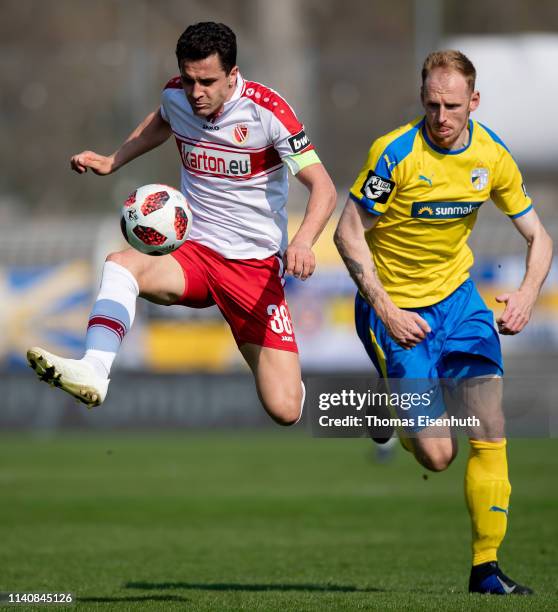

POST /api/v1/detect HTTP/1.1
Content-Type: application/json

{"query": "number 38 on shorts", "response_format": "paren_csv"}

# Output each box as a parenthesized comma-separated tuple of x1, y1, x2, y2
(267, 303, 293, 336)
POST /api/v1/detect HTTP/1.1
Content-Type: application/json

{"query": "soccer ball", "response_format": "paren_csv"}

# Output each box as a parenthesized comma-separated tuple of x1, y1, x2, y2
(120, 184, 192, 255)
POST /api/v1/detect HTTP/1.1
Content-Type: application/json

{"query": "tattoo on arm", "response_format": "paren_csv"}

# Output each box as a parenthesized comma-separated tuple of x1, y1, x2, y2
(345, 256, 363, 279)
(336, 244, 379, 305)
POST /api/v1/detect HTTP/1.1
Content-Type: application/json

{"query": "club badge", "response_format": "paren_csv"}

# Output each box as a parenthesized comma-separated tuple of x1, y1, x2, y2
(233, 124, 249, 145)
(471, 167, 489, 191)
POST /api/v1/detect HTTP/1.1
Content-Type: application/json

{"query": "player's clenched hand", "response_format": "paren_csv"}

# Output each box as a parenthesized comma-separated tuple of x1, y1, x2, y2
(283, 240, 316, 281)
(495, 289, 536, 335)
(70, 150, 115, 175)
(382, 307, 431, 350)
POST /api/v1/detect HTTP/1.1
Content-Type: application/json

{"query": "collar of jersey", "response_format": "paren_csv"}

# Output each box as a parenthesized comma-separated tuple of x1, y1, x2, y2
(225, 73, 245, 107)
(421, 118, 474, 155)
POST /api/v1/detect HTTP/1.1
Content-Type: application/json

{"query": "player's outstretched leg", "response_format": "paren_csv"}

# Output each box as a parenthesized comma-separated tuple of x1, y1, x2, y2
(27, 249, 185, 408)
(27, 259, 138, 408)
(240, 344, 304, 426)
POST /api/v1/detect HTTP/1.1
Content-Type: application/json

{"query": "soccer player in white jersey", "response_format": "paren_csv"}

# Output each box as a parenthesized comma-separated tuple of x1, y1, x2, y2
(27, 22, 336, 425)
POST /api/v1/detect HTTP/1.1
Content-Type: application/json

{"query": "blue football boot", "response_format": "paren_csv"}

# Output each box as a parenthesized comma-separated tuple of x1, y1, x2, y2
(469, 561, 533, 595)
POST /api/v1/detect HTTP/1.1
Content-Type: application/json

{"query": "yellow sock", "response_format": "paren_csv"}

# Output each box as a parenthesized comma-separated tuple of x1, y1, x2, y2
(465, 439, 511, 566)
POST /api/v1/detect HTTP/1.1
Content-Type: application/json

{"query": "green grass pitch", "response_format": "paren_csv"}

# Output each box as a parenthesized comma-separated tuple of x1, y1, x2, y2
(0, 432, 556, 611)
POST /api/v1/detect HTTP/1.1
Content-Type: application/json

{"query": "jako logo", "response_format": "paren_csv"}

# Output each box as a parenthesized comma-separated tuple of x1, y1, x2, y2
(181, 143, 251, 177)
(288, 130, 311, 153)
(412, 201, 483, 219)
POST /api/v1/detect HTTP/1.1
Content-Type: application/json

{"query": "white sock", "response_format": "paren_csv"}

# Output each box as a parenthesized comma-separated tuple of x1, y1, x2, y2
(82, 261, 139, 378)
(294, 380, 306, 424)
(83, 349, 114, 379)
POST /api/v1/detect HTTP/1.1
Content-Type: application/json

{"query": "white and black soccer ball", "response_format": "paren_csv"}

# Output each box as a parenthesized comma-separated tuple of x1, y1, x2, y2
(120, 184, 192, 255)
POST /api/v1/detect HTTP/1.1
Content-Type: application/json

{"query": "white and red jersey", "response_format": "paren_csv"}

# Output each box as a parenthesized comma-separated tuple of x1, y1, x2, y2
(159, 73, 314, 259)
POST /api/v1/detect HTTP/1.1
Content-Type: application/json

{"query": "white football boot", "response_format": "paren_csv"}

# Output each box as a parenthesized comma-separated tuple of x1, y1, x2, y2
(27, 347, 109, 408)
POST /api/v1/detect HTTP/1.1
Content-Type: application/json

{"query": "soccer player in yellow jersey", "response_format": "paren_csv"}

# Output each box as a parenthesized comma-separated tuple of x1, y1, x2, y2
(334, 50, 553, 595)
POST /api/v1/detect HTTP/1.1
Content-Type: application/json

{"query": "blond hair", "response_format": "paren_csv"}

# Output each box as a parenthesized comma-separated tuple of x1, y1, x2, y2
(421, 50, 476, 91)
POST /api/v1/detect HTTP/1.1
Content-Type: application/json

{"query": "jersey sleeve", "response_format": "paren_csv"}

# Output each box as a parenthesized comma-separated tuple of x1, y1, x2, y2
(267, 100, 315, 168)
(349, 137, 398, 215)
(245, 83, 316, 174)
(160, 76, 182, 124)
(159, 104, 169, 123)
(490, 148, 532, 218)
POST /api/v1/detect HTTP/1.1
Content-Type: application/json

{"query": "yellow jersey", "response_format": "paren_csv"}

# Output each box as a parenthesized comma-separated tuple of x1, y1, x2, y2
(349, 117, 532, 307)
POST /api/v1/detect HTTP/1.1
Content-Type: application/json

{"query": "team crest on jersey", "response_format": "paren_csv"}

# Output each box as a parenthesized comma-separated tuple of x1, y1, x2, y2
(471, 167, 489, 191)
(361, 171, 395, 203)
(233, 123, 249, 145)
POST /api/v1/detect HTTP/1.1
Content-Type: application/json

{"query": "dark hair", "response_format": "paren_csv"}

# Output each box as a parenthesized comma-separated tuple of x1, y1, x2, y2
(176, 22, 237, 74)
(421, 50, 476, 91)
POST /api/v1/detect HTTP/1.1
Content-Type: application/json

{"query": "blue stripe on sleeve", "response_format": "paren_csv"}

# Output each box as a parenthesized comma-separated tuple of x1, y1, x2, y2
(349, 192, 382, 215)
(509, 204, 533, 219)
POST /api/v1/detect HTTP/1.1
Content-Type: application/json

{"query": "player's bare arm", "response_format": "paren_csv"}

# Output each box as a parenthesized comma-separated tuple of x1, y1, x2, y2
(284, 163, 337, 280)
(334, 198, 431, 349)
(496, 209, 553, 335)
(70, 108, 172, 175)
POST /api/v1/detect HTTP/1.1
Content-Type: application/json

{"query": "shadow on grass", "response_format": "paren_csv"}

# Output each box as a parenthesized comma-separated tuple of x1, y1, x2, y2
(125, 581, 383, 593)
(79, 595, 189, 603)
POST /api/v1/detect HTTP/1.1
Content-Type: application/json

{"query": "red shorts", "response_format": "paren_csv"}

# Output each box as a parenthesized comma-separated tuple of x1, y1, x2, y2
(171, 240, 298, 353)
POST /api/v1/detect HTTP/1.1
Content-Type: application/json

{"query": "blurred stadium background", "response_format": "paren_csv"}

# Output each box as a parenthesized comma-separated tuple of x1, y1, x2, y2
(1, 0, 557, 428)
(2, 1, 558, 607)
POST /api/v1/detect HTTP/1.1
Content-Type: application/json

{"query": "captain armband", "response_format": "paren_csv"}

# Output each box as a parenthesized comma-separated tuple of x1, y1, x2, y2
(283, 150, 321, 175)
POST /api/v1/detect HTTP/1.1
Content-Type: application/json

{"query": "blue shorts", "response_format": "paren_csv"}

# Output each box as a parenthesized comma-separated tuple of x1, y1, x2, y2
(355, 279, 503, 428)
